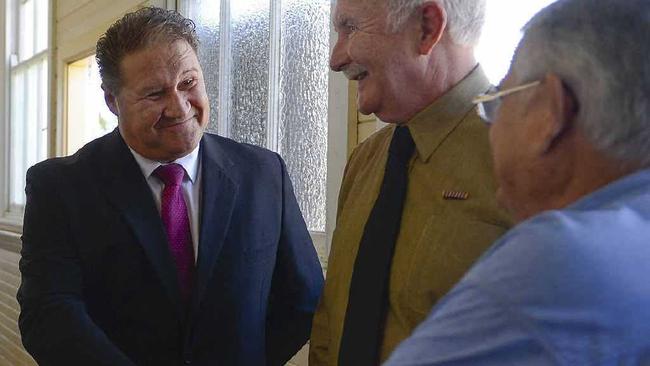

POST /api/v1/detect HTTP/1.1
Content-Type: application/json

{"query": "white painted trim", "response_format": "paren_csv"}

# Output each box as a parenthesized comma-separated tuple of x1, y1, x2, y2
(309, 230, 327, 269)
(1, 0, 52, 227)
(0, 0, 10, 221)
(9, 48, 47, 70)
(325, 0, 348, 258)
(47, 0, 54, 159)
(265, 0, 281, 153)
(217, 0, 231, 138)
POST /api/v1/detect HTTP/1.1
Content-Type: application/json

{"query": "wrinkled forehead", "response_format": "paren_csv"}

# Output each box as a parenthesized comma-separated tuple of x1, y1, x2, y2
(119, 40, 202, 88)
(333, 0, 388, 25)
(126, 40, 199, 69)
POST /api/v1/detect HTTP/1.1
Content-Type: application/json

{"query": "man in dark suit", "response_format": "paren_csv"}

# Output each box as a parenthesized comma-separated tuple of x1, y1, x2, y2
(17, 7, 323, 366)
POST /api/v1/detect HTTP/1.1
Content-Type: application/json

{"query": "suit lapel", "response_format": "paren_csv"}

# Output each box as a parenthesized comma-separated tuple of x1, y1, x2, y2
(98, 130, 183, 318)
(193, 135, 238, 309)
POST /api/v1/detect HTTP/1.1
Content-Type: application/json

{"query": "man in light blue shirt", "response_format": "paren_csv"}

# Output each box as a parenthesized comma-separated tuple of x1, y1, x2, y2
(384, 0, 650, 364)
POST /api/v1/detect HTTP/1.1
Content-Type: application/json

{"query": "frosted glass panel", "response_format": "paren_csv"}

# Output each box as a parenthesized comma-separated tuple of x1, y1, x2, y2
(188, 1, 220, 134)
(279, 0, 329, 232)
(19, 0, 35, 61)
(181, 0, 329, 233)
(35, 0, 49, 54)
(230, 0, 270, 146)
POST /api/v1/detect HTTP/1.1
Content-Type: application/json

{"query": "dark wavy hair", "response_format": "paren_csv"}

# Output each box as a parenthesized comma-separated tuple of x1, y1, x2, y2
(95, 7, 199, 93)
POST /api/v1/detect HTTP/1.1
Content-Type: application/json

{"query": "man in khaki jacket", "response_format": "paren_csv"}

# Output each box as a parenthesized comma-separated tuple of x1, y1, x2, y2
(309, 0, 512, 365)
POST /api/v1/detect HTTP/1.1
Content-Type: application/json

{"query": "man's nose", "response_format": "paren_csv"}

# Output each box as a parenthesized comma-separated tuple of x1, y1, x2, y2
(165, 91, 191, 119)
(330, 37, 351, 72)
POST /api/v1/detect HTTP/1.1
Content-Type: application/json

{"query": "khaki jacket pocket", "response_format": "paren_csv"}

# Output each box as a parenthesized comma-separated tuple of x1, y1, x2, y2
(404, 215, 507, 316)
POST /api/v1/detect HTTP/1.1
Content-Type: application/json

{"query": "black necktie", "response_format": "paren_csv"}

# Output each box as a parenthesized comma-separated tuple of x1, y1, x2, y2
(338, 126, 415, 366)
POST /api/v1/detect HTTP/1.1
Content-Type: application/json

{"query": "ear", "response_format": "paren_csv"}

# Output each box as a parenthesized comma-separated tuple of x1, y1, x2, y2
(418, 1, 446, 55)
(530, 72, 578, 154)
(102, 84, 120, 117)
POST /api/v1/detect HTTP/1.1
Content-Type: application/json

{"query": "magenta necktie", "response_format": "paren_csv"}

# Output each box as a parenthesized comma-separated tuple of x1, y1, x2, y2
(154, 163, 195, 304)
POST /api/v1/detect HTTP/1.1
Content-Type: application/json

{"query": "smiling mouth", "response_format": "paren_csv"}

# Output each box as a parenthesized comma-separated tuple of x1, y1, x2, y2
(346, 70, 368, 82)
(155, 116, 195, 129)
(343, 64, 369, 82)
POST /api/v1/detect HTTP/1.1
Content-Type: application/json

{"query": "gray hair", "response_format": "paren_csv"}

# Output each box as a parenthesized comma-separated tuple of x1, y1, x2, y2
(513, 0, 650, 165)
(96, 7, 199, 93)
(384, 0, 486, 46)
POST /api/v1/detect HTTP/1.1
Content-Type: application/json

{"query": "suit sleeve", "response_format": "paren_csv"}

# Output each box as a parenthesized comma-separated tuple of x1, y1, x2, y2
(17, 166, 136, 366)
(265, 155, 325, 366)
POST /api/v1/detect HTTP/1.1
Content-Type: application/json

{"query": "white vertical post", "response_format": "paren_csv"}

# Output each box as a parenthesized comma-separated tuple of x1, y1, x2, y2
(266, 0, 281, 153)
(217, 0, 232, 138)
(325, 0, 348, 257)
(0, 0, 9, 217)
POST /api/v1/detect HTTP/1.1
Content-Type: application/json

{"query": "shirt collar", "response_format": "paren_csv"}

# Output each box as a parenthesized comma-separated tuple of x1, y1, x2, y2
(569, 168, 650, 211)
(128, 143, 201, 184)
(406, 64, 491, 162)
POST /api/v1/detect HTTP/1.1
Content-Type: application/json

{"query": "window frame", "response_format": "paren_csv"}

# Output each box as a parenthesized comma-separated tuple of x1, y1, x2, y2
(177, 0, 349, 263)
(54, 0, 172, 158)
(0, 0, 12, 232)
(0, 0, 52, 233)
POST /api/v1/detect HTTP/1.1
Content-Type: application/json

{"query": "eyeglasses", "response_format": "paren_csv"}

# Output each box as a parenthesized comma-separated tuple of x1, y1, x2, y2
(472, 81, 541, 124)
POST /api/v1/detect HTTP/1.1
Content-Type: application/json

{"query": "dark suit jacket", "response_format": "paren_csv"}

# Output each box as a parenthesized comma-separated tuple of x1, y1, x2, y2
(17, 130, 324, 366)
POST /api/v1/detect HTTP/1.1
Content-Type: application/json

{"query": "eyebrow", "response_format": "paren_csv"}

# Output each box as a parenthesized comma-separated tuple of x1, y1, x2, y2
(139, 69, 199, 93)
(181, 68, 200, 76)
(139, 85, 164, 96)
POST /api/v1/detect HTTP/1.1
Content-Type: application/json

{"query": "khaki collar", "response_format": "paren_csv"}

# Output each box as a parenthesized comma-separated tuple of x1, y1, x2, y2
(406, 65, 491, 163)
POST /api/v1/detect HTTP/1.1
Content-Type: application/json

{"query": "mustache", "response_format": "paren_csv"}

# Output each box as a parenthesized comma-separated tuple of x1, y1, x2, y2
(155, 115, 196, 129)
(342, 64, 368, 80)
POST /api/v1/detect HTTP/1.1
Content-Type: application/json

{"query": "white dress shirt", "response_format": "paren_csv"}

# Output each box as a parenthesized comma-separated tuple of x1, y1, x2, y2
(129, 145, 202, 262)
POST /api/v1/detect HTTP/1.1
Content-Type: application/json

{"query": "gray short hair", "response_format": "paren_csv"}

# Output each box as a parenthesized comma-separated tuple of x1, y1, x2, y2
(96, 7, 199, 93)
(513, 0, 650, 165)
(384, 0, 486, 46)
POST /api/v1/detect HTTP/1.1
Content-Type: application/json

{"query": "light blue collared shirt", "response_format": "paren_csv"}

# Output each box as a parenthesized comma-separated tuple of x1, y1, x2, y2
(129, 145, 202, 262)
(385, 169, 650, 365)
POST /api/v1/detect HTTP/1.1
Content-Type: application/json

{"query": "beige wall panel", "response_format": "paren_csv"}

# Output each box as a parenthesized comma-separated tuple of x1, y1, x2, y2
(57, 0, 93, 20)
(0, 249, 35, 365)
(358, 120, 380, 144)
(57, 0, 148, 59)
(358, 111, 376, 123)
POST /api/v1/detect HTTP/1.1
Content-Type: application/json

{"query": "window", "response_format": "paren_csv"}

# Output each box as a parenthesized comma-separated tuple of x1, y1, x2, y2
(1, 0, 49, 224)
(65, 55, 118, 155)
(180, 0, 331, 252)
(478, 0, 558, 83)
